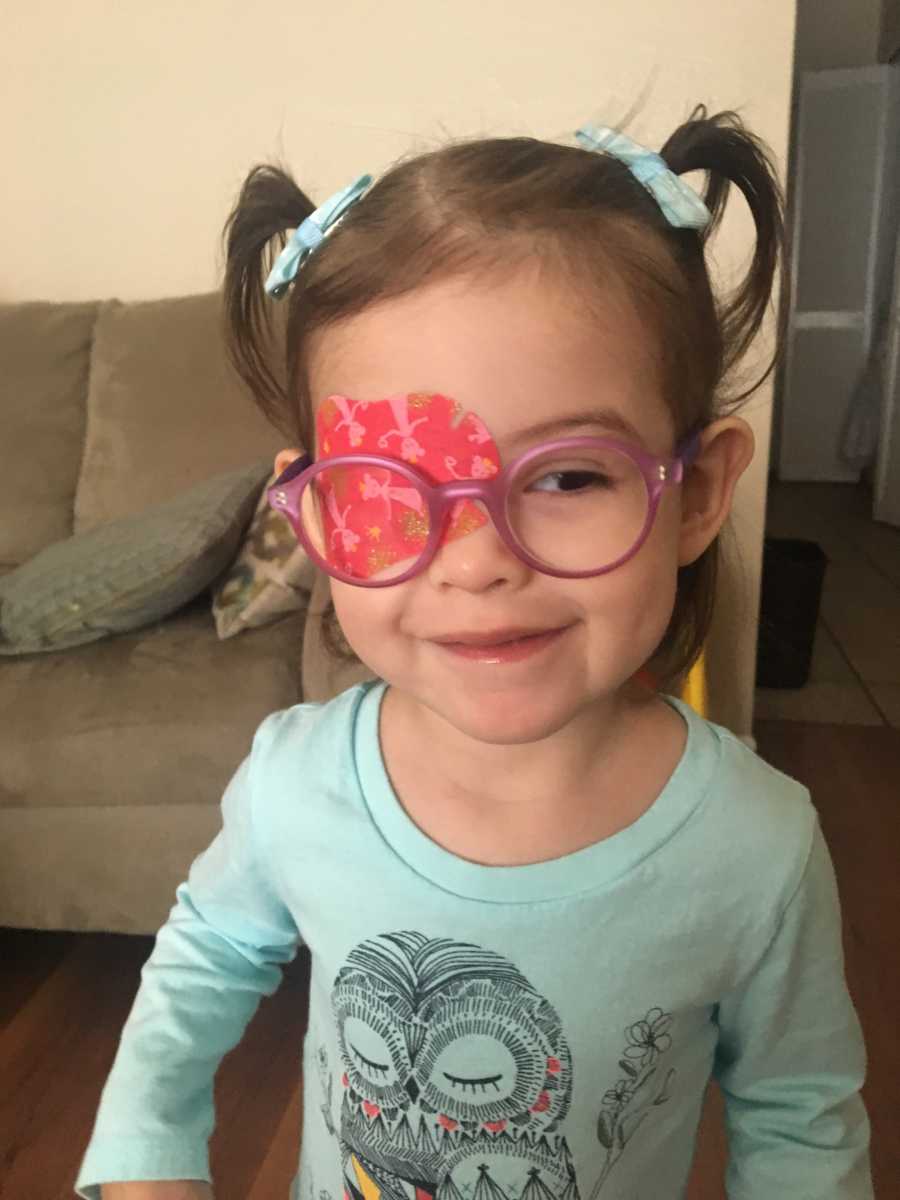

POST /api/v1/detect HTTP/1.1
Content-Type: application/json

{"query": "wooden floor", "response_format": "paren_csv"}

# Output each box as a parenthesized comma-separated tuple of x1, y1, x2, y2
(2, 720, 897, 1199)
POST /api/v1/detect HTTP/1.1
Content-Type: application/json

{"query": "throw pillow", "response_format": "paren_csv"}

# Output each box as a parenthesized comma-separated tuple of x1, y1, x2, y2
(0, 461, 270, 654)
(211, 471, 316, 639)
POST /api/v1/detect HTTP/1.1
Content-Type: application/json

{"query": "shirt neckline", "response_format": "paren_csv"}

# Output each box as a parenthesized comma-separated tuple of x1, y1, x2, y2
(352, 680, 721, 904)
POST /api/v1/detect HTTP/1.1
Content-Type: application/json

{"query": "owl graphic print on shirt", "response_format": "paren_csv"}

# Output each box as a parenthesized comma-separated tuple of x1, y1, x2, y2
(329, 931, 575, 1200)
(313, 932, 677, 1200)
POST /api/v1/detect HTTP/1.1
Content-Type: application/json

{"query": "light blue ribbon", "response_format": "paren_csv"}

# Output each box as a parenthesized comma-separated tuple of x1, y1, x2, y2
(575, 125, 710, 230)
(264, 172, 373, 297)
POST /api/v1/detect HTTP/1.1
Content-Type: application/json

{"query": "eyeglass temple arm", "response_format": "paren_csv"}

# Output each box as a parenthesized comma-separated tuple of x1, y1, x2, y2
(272, 453, 313, 488)
(676, 426, 704, 473)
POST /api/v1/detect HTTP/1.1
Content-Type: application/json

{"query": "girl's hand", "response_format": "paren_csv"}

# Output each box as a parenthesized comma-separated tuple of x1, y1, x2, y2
(100, 1184, 214, 1199)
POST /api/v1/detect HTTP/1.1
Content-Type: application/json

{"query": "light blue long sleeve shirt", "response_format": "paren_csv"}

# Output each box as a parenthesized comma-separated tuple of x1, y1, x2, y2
(76, 681, 873, 1199)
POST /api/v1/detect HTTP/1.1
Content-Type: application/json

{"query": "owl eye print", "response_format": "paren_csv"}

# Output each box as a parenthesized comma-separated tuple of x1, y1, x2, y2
(339, 1000, 407, 1099)
(329, 932, 578, 1200)
(415, 978, 567, 1124)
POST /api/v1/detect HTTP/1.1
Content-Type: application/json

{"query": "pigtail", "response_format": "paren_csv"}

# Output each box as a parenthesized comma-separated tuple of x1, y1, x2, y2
(660, 105, 786, 399)
(222, 165, 316, 434)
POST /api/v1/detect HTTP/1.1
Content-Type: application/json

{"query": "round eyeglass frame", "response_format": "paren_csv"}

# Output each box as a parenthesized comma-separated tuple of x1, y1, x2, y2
(268, 430, 703, 588)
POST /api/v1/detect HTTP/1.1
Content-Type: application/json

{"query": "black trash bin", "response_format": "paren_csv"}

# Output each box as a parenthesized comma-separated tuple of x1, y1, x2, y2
(755, 537, 828, 689)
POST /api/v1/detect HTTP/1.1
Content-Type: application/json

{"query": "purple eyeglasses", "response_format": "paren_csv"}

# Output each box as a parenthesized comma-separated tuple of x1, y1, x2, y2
(268, 429, 703, 587)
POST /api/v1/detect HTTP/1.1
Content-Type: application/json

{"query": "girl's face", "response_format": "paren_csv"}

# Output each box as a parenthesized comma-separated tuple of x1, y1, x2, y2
(292, 265, 727, 746)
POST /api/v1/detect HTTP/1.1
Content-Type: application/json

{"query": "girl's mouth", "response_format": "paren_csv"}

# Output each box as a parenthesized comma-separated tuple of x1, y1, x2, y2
(431, 625, 571, 663)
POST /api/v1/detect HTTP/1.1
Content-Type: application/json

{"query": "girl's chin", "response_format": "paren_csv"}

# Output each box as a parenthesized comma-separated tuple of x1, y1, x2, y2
(420, 683, 592, 747)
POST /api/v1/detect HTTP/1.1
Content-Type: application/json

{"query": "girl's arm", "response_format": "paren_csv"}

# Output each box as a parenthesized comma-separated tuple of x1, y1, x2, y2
(76, 723, 301, 1200)
(713, 818, 873, 1197)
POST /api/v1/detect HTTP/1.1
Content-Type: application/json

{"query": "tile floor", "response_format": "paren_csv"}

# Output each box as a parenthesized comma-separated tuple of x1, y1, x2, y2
(754, 478, 900, 727)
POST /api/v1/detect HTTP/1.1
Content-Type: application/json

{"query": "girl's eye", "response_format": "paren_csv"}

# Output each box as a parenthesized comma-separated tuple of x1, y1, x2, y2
(528, 469, 613, 494)
(351, 1043, 389, 1077)
(443, 1071, 504, 1094)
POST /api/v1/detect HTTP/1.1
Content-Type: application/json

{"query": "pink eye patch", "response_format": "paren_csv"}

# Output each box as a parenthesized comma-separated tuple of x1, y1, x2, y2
(315, 393, 500, 579)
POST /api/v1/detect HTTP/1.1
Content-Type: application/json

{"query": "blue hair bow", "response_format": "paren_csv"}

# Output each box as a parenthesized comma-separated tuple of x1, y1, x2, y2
(575, 125, 710, 231)
(264, 172, 373, 298)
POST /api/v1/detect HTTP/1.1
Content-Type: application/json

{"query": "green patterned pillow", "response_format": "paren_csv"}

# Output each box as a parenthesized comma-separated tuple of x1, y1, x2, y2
(0, 461, 270, 654)
(211, 470, 316, 639)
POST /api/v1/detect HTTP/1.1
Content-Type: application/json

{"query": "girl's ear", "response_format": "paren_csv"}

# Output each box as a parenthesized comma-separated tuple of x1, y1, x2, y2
(677, 417, 755, 566)
(274, 447, 305, 478)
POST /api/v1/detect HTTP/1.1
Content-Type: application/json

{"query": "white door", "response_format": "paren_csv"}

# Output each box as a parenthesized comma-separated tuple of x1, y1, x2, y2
(875, 228, 900, 527)
(779, 65, 900, 483)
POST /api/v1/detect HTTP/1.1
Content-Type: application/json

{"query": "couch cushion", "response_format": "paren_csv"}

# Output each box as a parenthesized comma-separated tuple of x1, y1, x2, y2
(0, 802, 225, 933)
(74, 292, 285, 532)
(0, 461, 270, 654)
(211, 470, 316, 639)
(0, 301, 99, 566)
(0, 593, 304, 813)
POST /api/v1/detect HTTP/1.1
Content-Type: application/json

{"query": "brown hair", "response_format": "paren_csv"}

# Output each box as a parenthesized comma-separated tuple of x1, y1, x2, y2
(222, 105, 785, 688)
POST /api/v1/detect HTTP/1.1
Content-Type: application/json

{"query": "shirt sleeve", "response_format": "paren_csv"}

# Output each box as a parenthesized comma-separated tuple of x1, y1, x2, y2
(75, 718, 302, 1200)
(713, 817, 873, 1199)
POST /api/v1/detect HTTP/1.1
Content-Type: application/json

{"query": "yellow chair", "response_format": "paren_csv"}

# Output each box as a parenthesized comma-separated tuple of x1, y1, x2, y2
(680, 648, 708, 718)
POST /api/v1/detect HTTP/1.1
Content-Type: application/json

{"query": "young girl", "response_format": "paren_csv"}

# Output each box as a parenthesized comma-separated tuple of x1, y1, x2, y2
(77, 108, 873, 1200)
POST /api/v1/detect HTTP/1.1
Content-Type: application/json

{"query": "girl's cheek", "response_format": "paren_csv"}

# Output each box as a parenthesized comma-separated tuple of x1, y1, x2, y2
(583, 536, 680, 654)
(330, 582, 401, 662)
(330, 582, 369, 644)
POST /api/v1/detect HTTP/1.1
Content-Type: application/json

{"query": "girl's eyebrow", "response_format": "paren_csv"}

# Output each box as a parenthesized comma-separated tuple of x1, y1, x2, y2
(506, 407, 644, 448)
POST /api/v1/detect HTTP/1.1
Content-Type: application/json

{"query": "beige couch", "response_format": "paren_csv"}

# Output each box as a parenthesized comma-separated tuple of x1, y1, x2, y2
(0, 293, 370, 935)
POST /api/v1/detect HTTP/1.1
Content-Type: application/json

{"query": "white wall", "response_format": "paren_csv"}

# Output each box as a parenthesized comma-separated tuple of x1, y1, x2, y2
(1, 0, 796, 736)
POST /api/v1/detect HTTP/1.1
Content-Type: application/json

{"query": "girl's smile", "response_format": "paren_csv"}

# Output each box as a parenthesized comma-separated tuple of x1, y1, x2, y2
(428, 622, 574, 664)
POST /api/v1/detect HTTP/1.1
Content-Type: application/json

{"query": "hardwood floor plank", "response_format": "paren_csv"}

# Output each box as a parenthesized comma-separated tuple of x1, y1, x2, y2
(685, 1083, 728, 1200)
(0, 933, 151, 1199)
(754, 720, 900, 1198)
(0, 928, 76, 1030)
(210, 952, 310, 1200)
(245, 1085, 303, 1200)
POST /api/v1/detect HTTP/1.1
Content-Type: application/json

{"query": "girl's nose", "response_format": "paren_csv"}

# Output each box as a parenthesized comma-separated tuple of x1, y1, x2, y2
(425, 514, 532, 593)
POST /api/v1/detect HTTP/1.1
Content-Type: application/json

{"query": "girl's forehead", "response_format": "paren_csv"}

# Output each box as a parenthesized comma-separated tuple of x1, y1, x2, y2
(308, 270, 675, 450)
